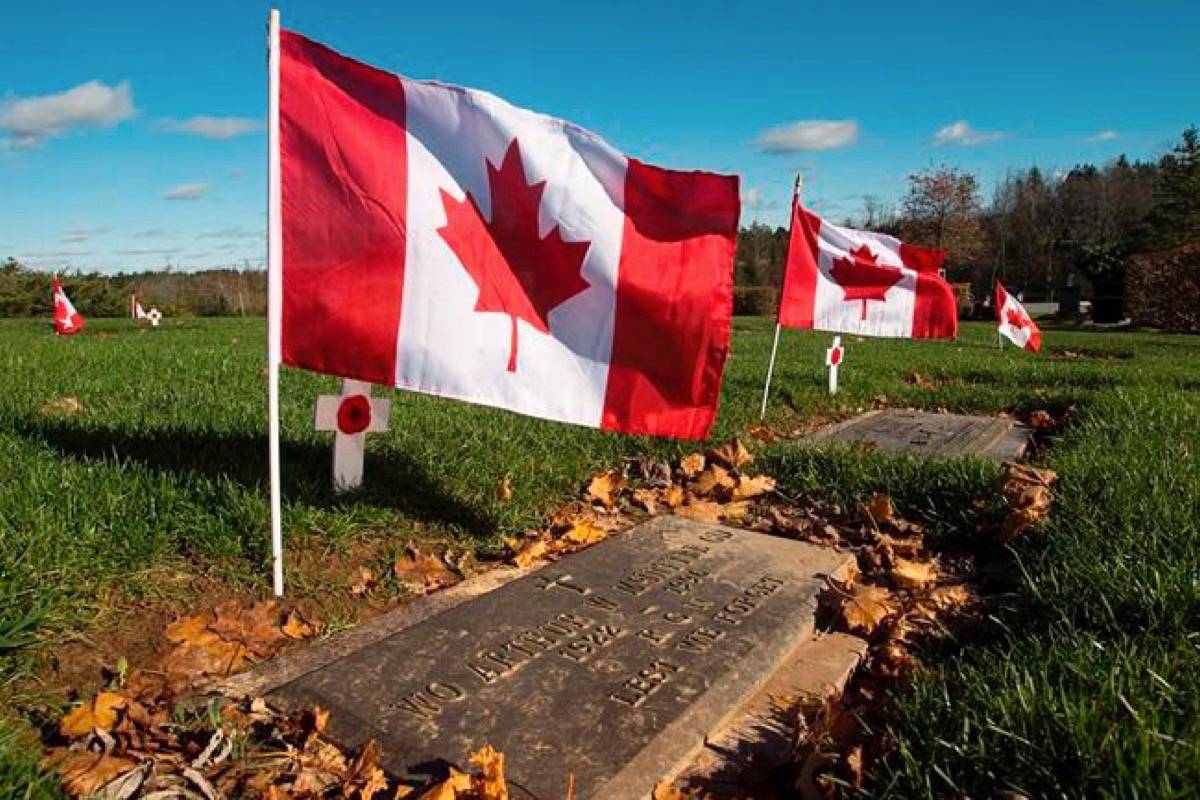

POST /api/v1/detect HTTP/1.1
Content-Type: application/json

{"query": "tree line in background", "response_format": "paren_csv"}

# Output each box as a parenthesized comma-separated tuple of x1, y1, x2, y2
(735, 126, 1199, 328)
(3, 128, 1197, 329)
(0, 260, 267, 319)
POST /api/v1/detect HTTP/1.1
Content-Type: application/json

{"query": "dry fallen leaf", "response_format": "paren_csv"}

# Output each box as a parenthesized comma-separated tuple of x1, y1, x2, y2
(998, 462, 1058, 542)
(925, 584, 973, 611)
(586, 470, 626, 508)
(678, 452, 706, 479)
(44, 750, 138, 796)
(59, 691, 126, 738)
(890, 557, 939, 590)
(706, 437, 753, 470)
(416, 769, 473, 800)
(631, 488, 659, 515)
(282, 609, 321, 640)
(498, 475, 513, 502)
(506, 536, 550, 568)
(675, 500, 724, 524)
(1028, 409, 1054, 430)
(733, 474, 776, 500)
(862, 493, 895, 526)
(469, 745, 509, 800)
(393, 547, 459, 593)
(652, 781, 689, 800)
(844, 744, 865, 788)
(835, 583, 895, 635)
(662, 485, 685, 509)
(692, 465, 736, 498)
(39, 396, 85, 416)
(562, 517, 607, 547)
(351, 566, 377, 596)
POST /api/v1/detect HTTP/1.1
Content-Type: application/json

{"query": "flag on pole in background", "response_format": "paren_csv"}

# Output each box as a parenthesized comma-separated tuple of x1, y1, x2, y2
(274, 30, 740, 439)
(131, 294, 148, 319)
(51, 277, 85, 336)
(995, 282, 1041, 352)
(777, 199, 958, 339)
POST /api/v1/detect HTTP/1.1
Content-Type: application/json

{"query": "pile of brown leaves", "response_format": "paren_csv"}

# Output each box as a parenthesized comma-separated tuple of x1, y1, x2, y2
(160, 601, 322, 688)
(505, 438, 779, 568)
(45, 684, 512, 800)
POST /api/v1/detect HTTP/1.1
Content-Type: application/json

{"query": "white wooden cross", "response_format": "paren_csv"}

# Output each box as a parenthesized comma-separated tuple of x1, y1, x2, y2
(825, 335, 844, 395)
(314, 379, 390, 492)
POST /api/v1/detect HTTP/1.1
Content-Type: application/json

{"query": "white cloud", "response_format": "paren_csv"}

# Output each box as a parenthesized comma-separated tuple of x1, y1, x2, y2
(0, 80, 134, 148)
(160, 116, 263, 139)
(741, 187, 782, 212)
(63, 226, 113, 243)
(754, 120, 859, 153)
(197, 225, 264, 240)
(163, 182, 208, 200)
(135, 227, 172, 238)
(1086, 129, 1119, 142)
(932, 120, 1004, 146)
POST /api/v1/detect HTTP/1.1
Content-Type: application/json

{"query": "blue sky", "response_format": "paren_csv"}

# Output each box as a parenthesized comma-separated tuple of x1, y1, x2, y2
(2, 0, 1196, 274)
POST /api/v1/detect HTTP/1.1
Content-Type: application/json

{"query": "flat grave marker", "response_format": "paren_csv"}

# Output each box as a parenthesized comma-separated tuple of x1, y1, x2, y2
(258, 517, 851, 799)
(807, 408, 1032, 461)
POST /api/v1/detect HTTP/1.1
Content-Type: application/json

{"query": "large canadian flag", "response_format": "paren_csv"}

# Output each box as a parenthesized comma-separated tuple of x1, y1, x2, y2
(995, 282, 1041, 352)
(51, 277, 85, 336)
(275, 30, 739, 439)
(777, 199, 958, 339)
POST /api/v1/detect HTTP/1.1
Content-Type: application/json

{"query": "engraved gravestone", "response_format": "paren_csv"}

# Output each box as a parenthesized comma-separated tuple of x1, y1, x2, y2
(807, 408, 1031, 461)
(265, 517, 850, 799)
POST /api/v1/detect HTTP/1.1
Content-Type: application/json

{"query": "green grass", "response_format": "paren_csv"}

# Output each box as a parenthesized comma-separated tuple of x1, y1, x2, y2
(1, 316, 1198, 796)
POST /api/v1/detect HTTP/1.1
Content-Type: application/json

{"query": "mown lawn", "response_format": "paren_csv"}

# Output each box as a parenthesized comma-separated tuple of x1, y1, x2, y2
(1, 316, 1197, 797)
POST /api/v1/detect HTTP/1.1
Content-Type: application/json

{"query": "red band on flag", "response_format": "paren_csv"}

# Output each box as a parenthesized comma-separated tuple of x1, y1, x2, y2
(912, 271, 959, 339)
(777, 200, 821, 329)
(601, 160, 739, 439)
(898, 242, 946, 273)
(280, 31, 408, 386)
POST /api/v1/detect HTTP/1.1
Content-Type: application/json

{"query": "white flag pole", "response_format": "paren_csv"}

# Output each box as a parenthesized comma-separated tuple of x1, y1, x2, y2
(758, 173, 803, 420)
(759, 322, 782, 419)
(266, 8, 285, 597)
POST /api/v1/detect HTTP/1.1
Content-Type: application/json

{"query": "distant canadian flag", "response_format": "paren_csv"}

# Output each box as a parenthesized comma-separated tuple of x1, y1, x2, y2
(777, 199, 958, 339)
(51, 277, 85, 335)
(131, 294, 148, 319)
(275, 30, 739, 439)
(995, 282, 1041, 352)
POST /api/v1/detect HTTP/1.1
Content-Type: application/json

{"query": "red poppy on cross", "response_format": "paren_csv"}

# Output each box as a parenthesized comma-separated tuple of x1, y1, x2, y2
(314, 379, 390, 492)
(825, 336, 844, 395)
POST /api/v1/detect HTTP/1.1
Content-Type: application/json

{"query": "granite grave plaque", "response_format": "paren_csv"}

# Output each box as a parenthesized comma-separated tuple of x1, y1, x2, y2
(265, 517, 851, 799)
(807, 408, 1031, 461)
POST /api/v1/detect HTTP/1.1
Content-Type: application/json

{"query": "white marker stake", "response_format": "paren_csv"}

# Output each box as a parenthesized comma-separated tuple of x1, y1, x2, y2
(314, 379, 391, 492)
(825, 335, 844, 395)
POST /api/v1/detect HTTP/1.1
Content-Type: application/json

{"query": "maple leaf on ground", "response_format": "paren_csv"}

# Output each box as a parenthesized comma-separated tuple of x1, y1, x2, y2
(438, 139, 591, 372)
(828, 244, 903, 320)
(833, 583, 895, 635)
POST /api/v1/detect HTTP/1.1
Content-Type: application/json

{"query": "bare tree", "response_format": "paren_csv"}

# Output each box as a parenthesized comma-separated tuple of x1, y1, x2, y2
(902, 167, 984, 266)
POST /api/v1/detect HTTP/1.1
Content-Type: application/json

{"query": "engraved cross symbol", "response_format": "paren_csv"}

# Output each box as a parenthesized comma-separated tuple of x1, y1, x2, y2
(535, 573, 590, 595)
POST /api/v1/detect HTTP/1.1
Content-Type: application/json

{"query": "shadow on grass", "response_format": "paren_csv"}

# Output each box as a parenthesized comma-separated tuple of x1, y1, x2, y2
(12, 417, 495, 536)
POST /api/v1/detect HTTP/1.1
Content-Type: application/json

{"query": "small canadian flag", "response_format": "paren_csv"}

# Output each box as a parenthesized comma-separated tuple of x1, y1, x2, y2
(52, 277, 85, 336)
(995, 282, 1041, 352)
(131, 294, 148, 319)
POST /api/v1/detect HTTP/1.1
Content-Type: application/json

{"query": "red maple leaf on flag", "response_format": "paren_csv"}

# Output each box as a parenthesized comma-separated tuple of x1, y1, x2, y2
(827, 244, 903, 320)
(1005, 308, 1028, 329)
(438, 140, 591, 372)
